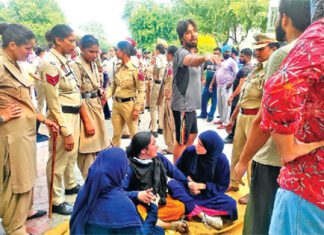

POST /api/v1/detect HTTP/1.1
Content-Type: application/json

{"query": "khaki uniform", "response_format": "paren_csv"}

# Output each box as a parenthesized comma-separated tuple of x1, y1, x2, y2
(230, 61, 267, 187)
(144, 59, 153, 108)
(41, 48, 82, 206)
(162, 62, 175, 152)
(150, 54, 167, 132)
(0, 52, 36, 235)
(71, 57, 109, 178)
(33, 57, 46, 114)
(107, 60, 145, 147)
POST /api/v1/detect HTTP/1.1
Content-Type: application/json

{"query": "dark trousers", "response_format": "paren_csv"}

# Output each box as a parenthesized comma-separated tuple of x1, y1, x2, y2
(200, 85, 217, 118)
(103, 102, 111, 119)
(243, 161, 281, 235)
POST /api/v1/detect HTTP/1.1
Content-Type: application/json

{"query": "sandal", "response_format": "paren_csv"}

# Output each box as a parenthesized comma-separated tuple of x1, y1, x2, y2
(161, 149, 173, 155)
(170, 220, 189, 233)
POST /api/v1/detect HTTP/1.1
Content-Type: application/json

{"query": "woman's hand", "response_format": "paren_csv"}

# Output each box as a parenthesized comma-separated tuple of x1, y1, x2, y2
(64, 135, 74, 151)
(0, 103, 22, 123)
(132, 109, 139, 120)
(84, 121, 95, 136)
(138, 188, 156, 204)
(44, 119, 60, 133)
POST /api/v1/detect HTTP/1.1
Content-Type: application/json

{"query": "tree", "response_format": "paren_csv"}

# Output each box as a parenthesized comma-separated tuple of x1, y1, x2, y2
(0, 0, 66, 46)
(123, 0, 179, 50)
(78, 21, 110, 52)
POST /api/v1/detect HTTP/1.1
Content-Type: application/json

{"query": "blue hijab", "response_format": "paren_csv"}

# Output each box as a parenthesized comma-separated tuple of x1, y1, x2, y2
(194, 130, 225, 181)
(70, 147, 142, 234)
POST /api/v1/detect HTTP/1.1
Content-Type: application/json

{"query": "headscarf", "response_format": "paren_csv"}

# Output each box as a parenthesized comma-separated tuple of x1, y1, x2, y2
(194, 130, 225, 181)
(70, 148, 142, 234)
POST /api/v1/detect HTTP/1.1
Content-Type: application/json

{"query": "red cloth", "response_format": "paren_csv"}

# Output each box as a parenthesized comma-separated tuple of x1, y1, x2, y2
(260, 19, 324, 209)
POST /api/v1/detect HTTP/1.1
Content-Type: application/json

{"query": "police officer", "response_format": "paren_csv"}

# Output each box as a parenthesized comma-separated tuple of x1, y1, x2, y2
(0, 23, 58, 234)
(107, 40, 145, 147)
(226, 33, 279, 204)
(41, 24, 90, 215)
(71, 35, 109, 178)
(150, 43, 167, 137)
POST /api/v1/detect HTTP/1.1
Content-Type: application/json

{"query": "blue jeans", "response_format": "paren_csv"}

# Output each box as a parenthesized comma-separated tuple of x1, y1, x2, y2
(269, 188, 324, 235)
(200, 85, 217, 118)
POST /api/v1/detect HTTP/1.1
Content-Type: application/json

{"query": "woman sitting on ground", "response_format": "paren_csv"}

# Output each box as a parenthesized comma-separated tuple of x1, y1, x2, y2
(123, 131, 189, 233)
(70, 147, 163, 235)
(168, 130, 238, 229)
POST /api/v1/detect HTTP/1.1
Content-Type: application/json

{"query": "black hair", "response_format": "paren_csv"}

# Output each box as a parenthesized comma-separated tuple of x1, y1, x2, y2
(45, 24, 73, 44)
(80, 34, 99, 49)
(213, 47, 221, 53)
(231, 48, 239, 56)
(167, 45, 178, 56)
(311, 0, 324, 22)
(240, 48, 253, 57)
(117, 40, 136, 57)
(0, 23, 35, 48)
(35, 47, 45, 56)
(126, 132, 152, 158)
(156, 44, 166, 54)
(279, 0, 311, 32)
(176, 19, 197, 44)
(268, 42, 281, 50)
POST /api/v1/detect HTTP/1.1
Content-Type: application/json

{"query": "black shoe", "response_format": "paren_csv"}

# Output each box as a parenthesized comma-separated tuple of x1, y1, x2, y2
(158, 128, 163, 135)
(197, 115, 207, 119)
(151, 131, 158, 138)
(65, 184, 81, 195)
(223, 136, 233, 144)
(52, 202, 73, 215)
(121, 134, 130, 139)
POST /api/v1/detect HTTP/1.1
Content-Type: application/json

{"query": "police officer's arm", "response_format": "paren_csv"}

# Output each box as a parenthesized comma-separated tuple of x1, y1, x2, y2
(42, 63, 71, 137)
(134, 69, 145, 112)
(106, 76, 116, 99)
(80, 104, 95, 136)
(0, 103, 22, 124)
(183, 54, 221, 67)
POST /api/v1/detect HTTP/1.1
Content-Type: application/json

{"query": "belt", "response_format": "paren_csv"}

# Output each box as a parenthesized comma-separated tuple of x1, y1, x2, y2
(240, 108, 259, 115)
(62, 106, 81, 114)
(81, 90, 100, 99)
(114, 97, 135, 103)
(153, 80, 162, 84)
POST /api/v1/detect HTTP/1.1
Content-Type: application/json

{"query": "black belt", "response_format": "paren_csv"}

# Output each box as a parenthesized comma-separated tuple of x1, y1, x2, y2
(153, 80, 162, 84)
(114, 97, 135, 103)
(61, 106, 81, 114)
(81, 90, 100, 99)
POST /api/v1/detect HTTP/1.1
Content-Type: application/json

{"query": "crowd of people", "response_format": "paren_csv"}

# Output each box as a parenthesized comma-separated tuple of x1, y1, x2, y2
(0, 0, 323, 234)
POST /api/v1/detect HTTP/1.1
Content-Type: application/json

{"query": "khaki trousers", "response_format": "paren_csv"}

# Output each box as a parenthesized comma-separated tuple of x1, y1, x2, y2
(230, 113, 255, 187)
(0, 174, 32, 235)
(46, 113, 80, 206)
(158, 102, 164, 130)
(112, 100, 138, 147)
(150, 82, 161, 132)
(35, 79, 46, 114)
(77, 153, 96, 179)
(145, 79, 152, 108)
(163, 99, 175, 152)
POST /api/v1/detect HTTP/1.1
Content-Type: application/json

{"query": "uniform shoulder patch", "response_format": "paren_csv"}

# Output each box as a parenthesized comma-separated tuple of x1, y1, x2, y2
(167, 67, 173, 76)
(46, 74, 59, 86)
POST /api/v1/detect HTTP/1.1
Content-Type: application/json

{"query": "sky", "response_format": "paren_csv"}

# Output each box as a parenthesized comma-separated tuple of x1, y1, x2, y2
(56, 0, 129, 45)
(56, 0, 171, 45)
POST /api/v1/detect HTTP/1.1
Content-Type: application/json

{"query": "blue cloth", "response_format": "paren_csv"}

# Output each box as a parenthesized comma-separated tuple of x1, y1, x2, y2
(269, 188, 324, 235)
(169, 130, 238, 220)
(200, 85, 217, 118)
(70, 148, 161, 235)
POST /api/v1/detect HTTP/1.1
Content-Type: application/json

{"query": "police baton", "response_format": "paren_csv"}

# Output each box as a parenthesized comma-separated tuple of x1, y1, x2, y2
(48, 131, 58, 219)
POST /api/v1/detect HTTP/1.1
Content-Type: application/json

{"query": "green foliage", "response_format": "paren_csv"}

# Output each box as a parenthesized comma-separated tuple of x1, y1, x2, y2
(124, 0, 269, 49)
(123, 0, 179, 50)
(78, 21, 111, 52)
(0, 0, 66, 46)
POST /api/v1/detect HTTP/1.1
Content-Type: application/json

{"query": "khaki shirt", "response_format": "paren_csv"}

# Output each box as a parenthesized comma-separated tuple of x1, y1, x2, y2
(239, 61, 268, 109)
(107, 60, 145, 111)
(41, 48, 82, 136)
(0, 52, 37, 193)
(153, 54, 167, 81)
